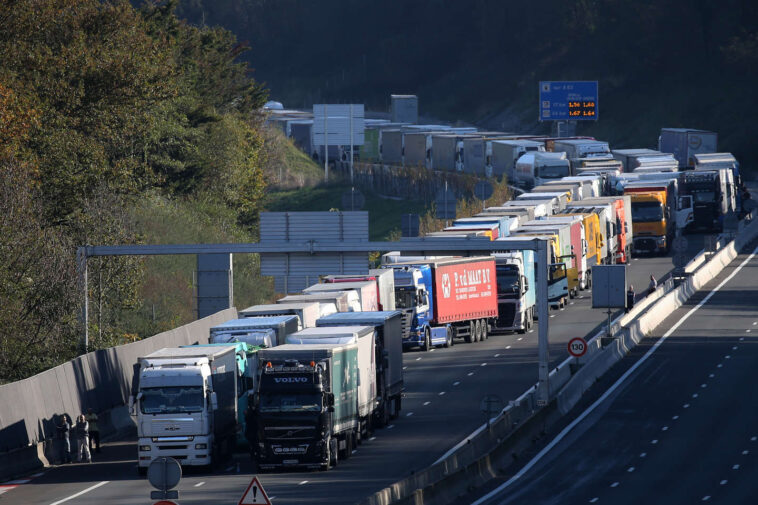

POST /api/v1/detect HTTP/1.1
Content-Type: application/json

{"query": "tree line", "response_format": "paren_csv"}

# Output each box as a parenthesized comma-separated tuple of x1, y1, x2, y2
(0, 0, 269, 382)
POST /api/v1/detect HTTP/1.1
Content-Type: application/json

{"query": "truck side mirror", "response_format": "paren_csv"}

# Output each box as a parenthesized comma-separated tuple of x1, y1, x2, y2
(326, 392, 335, 407)
(522, 275, 528, 295)
(210, 392, 218, 411)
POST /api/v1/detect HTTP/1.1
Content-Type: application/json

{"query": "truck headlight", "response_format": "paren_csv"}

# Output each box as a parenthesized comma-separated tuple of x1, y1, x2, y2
(139, 445, 151, 451)
(656, 237, 666, 245)
(195, 443, 207, 450)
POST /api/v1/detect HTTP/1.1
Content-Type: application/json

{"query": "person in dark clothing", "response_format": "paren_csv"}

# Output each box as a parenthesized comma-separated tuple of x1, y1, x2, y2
(85, 408, 100, 453)
(626, 285, 635, 313)
(56, 414, 72, 464)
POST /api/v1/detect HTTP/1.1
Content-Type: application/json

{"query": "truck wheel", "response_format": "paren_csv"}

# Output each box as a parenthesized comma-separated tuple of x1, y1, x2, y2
(482, 320, 489, 340)
(473, 319, 481, 342)
(421, 328, 431, 351)
(465, 321, 474, 343)
(528, 310, 534, 330)
(443, 326, 453, 348)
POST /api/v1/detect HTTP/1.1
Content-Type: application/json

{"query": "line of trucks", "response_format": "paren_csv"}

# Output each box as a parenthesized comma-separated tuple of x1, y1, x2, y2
(129, 130, 748, 473)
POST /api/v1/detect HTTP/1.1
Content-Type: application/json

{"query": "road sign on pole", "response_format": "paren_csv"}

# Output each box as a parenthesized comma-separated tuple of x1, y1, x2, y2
(147, 457, 181, 501)
(567, 337, 587, 358)
(239, 476, 272, 505)
(539, 81, 598, 121)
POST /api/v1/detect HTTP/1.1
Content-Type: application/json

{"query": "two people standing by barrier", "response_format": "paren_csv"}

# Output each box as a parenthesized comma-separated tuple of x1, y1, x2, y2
(57, 412, 95, 464)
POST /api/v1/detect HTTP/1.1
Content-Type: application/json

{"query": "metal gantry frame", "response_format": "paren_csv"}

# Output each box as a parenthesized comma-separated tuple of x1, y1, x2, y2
(76, 236, 551, 405)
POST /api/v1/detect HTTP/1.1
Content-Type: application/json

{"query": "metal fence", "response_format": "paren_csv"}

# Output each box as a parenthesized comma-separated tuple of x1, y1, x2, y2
(0, 308, 237, 453)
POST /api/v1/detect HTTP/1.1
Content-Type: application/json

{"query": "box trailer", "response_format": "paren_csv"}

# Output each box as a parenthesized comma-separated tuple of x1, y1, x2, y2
(304, 280, 379, 311)
(239, 302, 321, 330)
(210, 316, 299, 347)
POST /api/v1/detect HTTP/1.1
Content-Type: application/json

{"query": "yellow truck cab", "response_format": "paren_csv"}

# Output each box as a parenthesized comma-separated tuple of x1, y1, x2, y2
(624, 189, 671, 255)
(554, 212, 604, 268)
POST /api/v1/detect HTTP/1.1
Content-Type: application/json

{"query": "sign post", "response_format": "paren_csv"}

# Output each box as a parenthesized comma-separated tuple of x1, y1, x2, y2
(568, 337, 587, 369)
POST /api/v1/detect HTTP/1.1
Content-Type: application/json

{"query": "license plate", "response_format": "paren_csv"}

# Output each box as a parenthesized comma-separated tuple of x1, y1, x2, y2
(283, 459, 299, 465)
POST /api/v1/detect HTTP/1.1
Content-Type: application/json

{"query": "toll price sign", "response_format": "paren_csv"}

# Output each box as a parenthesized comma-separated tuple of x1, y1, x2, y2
(539, 81, 599, 121)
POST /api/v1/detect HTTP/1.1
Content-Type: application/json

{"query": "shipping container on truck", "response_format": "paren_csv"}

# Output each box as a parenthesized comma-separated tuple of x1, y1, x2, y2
(239, 302, 321, 330)
(284, 326, 376, 439)
(278, 291, 354, 313)
(252, 343, 361, 470)
(445, 223, 500, 240)
(682, 169, 735, 232)
(519, 221, 581, 296)
(461, 134, 509, 176)
(453, 215, 518, 238)
(537, 181, 584, 201)
(304, 280, 379, 311)
(502, 200, 553, 217)
(659, 128, 718, 169)
(403, 130, 443, 168)
(380, 129, 404, 164)
(491, 139, 545, 181)
(322, 269, 396, 311)
(575, 196, 633, 263)
(516, 191, 569, 212)
(210, 316, 299, 347)
(561, 175, 604, 198)
(385, 257, 498, 349)
(431, 133, 480, 172)
(425, 230, 492, 240)
(611, 149, 662, 171)
(131, 346, 240, 472)
(563, 205, 612, 265)
(391, 94, 419, 124)
(315, 311, 404, 426)
(552, 139, 611, 160)
(475, 209, 532, 229)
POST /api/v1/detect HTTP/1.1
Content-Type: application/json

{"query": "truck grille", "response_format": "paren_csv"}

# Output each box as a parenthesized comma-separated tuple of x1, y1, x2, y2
(497, 303, 516, 327)
(634, 238, 657, 252)
(400, 310, 413, 339)
(264, 426, 316, 441)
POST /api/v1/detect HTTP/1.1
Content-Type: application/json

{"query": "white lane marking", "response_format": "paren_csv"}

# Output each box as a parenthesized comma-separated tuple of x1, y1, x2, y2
(672, 416, 679, 420)
(352, 449, 357, 454)
(494, 354, 500, 358)
(387, 424, 395, 429)
(610, 482, 619, 488)
(439, 391, 446, 396)
(49, 481, 109, 505)
(718, 364, 723, 368)
(468, 246, 758, 505)
(416, 357, 422, 361)
(726, 355, 731, 359)
(468, 372, 475, 376)
(403, 366, 407, 370)
(529, 330, 534, 333)
(732, 346, 738, 350)
(720, 480, 728, 485)
(589, 498, 598, 503)
(298, 480, 308, 485)
(733, 464, 740, 470)
(549, 315, 555, 318)
(225, 465, 234, 472)
(430, 348, 436, 352)
(701, 384, 707, 388)
(194, 482, 205, 487)
(684, 404, 690, 408)
(747, 330, 752, 333)
(751, 436, 757, 441)
(570, 302, 575, 305)
(517, 337, 523, 341)
(481, 362, 487, 367)
(627, 466, 635, 472)
(742, 450, 749, 455)
(652, 439, 658, 444)
(406, 412, 414, 417)
(753, 322, 757, 325)
(740, 337, 745, 341)
(369, 436, 376, 441)
(453, 381, 460, 386)
(634, 258, 639, 261)
(702, 496, 711, 501)
(269, 497, 276, 501)
(662, 426, 669, 431)
(506, 345, 512, 349)
(709, 374, 715, 378)
(693, 393, 699, 398)
(424, 401, 431, 406)
(640, 452, 647, 457)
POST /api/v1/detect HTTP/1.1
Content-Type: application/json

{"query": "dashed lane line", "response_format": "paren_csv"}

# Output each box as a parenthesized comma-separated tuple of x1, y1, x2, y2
(49, 481, 110, 505)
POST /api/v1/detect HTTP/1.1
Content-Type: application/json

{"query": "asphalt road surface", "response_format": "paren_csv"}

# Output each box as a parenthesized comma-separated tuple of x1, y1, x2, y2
(470, 240, 758, 505)
(0, 234, 712, 505)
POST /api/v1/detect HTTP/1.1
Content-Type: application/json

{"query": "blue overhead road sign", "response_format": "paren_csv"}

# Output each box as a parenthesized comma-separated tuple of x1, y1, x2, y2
(539, 81, 598, 121)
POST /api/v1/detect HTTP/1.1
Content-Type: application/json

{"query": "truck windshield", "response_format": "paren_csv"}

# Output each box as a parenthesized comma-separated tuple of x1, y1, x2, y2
(140, 387, 204, 414)
(259, 393, 322, 413)
(692, 191, 715, 203)
(394, 288, 417, 309)
(537, 164, 570, 179)
(631, 202, 664, 222)
(496, 268, 520, 296)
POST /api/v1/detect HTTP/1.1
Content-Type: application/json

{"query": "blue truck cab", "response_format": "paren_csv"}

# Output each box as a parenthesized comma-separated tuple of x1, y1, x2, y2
(388, 264, 442, 349)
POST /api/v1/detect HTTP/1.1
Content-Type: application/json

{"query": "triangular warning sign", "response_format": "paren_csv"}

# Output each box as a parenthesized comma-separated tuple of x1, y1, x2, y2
(238, 476, 272, 505)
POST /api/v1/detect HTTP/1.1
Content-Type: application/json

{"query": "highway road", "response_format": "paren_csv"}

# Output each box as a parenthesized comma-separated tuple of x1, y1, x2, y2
(470, 241, 758, 505)
(0, 235, 711, 505)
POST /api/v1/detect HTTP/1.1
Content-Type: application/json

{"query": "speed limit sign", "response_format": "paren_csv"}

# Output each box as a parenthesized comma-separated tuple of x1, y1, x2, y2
(567, 337, 587, 358)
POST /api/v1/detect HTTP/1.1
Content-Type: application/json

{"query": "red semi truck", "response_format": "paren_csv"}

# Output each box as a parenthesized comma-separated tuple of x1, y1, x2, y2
(383, 256, 498, 350)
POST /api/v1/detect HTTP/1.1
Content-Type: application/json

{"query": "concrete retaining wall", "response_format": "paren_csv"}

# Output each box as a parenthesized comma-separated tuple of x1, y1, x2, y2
(0, 308, 237, 480)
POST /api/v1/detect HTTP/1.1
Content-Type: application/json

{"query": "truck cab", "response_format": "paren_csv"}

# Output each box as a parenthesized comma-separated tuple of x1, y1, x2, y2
(388, 265, 433, 349)
(492, 248, 535, 333)
(626, 190, 671, 254)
